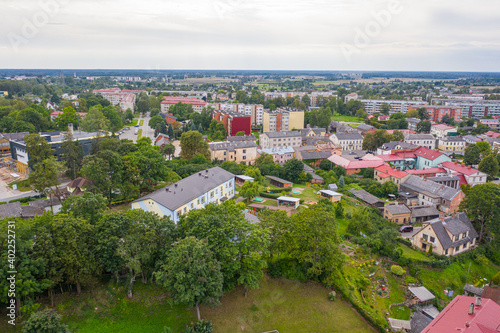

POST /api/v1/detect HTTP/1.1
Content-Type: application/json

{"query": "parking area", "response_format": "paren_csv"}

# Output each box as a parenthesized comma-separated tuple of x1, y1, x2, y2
(400, 227, 421, 239)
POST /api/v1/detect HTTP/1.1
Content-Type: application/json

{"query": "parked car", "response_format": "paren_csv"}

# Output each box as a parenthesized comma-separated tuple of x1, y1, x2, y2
(399, 225, 413, 233)
(134, 124, 139, 127)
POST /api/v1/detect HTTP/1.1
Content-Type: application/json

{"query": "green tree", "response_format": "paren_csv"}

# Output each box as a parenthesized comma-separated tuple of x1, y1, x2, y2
(417, 108, 430, 120)
(180, 131, 210, 160)
(54, 106, 78, 130)
(239, 180, 260, 202)
(81, 152, 122, 205)
(235, 131, 245, 136)
(258, 210, 292, 263)
(476, 141, 491, 156)
(478, 154, 499, 177)
(80, 107, 109, 132)
(284, 159, 304, 183)
(29, 157, 64, 210)
(459, 183, 500, 243)
(391, 130, 404, 142)
(464, 144, 481, 166)
(60, 132, 83, 179)
(155, 236, 223, 320)
(416, 120, 431, 133)
(168, 123, 174, 138)
(380, 103, 391, 115)
(22, 309, 70, 333)
(149, 115, 166, 130)
(60, 192, 107, 224)
(25, 133, 52, 168)
(406, 109, 419, 118)
(160, 143, 176, 160)
(338, 175, 345, 188)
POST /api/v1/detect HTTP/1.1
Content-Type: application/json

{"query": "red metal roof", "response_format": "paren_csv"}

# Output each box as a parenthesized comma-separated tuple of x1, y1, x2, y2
(414, 147, 444, 160)
(347, 160, 385, 170)
(377, 154, 403, 162)
(375, 165, 408, 179)
(407, 168, 447, 175)
(453, 172, 468, 185)
(442, 161, 480, 176)
(422, 296, 500, 333)
(161, 96, 207, 106)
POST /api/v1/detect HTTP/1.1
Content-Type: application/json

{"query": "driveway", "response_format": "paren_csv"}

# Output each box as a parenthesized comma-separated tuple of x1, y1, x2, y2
(400, 227, 421, 239)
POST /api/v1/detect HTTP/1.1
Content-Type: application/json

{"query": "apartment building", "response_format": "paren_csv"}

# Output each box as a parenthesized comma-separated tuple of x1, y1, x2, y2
(161, 96, 207, 113)
(360, 99, 428, 114)
(208, 141, 258, 165)
(329, 132, 363, 151)
(93, 88, 137, 111)
(211, 103, 264, 125)
(404, 134, 436, 149)
(262, 108, 304, 132)
(431, 124, 458, 138)
(408, 105, 462, 123)
(431, 99, 500, 118)
(257, 147, 295, 165)
(132, 167, 235, 223)
(213, 111, 251, 136)
(406, 118, 421, 131)
(437, 137, 466, 153)
(259, 131, 302, 149)
(440, 161, 487, 186)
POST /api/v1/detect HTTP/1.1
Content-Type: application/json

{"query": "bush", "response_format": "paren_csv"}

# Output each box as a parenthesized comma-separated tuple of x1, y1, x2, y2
(22, 309, 69, 333)
(405, 276, 416, 284)
(492, 272, 500, 286)
(328, 290, 336, 301)
(184, 320, 213, 333)
(391, 265, 406, 276)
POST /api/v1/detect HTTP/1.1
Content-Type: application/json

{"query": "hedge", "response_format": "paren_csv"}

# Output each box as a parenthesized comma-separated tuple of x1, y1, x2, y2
(259, 192, 281, 199)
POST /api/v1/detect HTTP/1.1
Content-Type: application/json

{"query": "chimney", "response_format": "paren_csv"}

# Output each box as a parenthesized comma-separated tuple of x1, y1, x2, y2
(68, 123, 74, 135)
(476, 297, 481, 306)
(439, 212, 445, 222)
(468, 303, 475, 315)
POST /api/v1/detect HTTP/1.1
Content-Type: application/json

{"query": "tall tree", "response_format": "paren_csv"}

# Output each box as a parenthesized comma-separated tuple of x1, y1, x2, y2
(60, 132, 83, 179)
(60, 192, 108, 224)
(29, 157, 65, 210)
(239, 180, 260, 202)
(180, 131, 210, 160)
(25, 133, 52, 168)
(478, 154, 499, 177)
(54, 106, 79, 130)
(464, 144, 481, 166)
(283, 159, 304, 183)
(155, 236, 224, 320)
(416, 120, 431, 133)
(80, 107, 109, 132)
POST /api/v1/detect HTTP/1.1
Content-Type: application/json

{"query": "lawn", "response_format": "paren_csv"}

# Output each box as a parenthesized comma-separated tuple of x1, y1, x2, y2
(331, 115, 365, 123)
(398, 245, 434, 262)
(126, 119, 138, 127)
(203, 275, 375, 333)
(390, 305, 411, 320)
(137, 129, 143, 139)
(139, 119, 144, 126)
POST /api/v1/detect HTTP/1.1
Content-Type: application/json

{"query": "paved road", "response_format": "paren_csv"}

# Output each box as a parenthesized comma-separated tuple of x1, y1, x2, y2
(0, 181, 71, 201)
(401, 227, 422, 239)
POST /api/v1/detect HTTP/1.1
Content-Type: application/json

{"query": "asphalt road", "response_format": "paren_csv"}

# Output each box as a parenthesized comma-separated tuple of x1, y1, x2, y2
(119, 113, 153, 142)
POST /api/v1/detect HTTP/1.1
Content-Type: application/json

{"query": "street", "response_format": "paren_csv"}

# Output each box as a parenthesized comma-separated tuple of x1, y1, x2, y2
(400, 227, 422, 240)
(119, 113, 154, 142)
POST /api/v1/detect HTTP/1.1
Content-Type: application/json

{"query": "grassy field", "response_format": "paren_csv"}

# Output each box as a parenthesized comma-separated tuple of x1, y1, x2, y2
(203, 275, 374, 333)
(137, 129, 143, 139)
(390, 305, 411, 320)
(139, 119, 144, 126)
(398, 245, 434, 262)
(331, 115, 365, 123)
(126, 119, 138, 127)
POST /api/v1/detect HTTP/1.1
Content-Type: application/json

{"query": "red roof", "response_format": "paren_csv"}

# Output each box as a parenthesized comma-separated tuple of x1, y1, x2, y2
(377, 154, 403, 162)
(347, 160, 385, 170)
(441, 161, 480, 176)
(422, 296, 500, 333)
(414, 147, 444, 160)
(453, 172, 468, 185)
(407, 168, 447, 175)
(375, 165, 408, 179)
(395, 151, 417, 159)
(161, 96, 207, 106)
(484, 131, 500, 138)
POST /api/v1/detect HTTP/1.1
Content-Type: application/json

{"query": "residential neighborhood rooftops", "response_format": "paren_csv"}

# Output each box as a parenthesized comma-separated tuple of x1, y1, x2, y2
(410, 206, 440, 218)
(328, 154, 385, 170)
(301, 151, 332, 160)
(227, 135, 257, 142)
(441, 161, 481, 176)
(356, 123, 374, 131)
(262, 131, 301, 138)
(385, 203, 411, 215)
(258, 147, 295, 155)
(431, 123, 456, 131)
(402, 175, 462, 201)
(425, 213, 478, 250)
(439, 136, 465, 142)
(348, 189, 385, 206)
(414, 147, 444, 160)
(406, 134, 435, 140)
(406, 168, 447, 175)
(133, 167, 235, 211)
(421, 296, 500, 333)
(265, 175, 293, 184)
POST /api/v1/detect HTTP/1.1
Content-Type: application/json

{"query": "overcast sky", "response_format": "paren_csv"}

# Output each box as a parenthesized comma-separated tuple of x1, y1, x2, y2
(1, 0, 500, 71)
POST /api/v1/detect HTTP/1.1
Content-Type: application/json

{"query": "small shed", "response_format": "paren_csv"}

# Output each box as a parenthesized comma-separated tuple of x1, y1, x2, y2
(463, 284, 484, 297)
(277, 196, 300, 209)
(235, 175, 254, 186)
(328, 183, 338, 191)
(266, 175, 293, 188)
(409, 286, 435, 306)
(319, 190, 343, 203)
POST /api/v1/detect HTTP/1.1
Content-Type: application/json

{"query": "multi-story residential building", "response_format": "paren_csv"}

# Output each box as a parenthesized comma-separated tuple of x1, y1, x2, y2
(374, 165, 410, 188)
(463, 135, 481, 145)
(414, 147, 452, 169)
(208, 141, 258, 165)
(440, 161, 488, 186)
(411, 213, 478, 257)
(328, 121, 357, 134)
(360, 99, 428, 114)
(375, 152, 417, 170)
(431, 99, 500, 118)
(384, 203, 412, 224)
(259, 131, 302, 149)
(227, 135, 257, 143)
(409, 105, 462, 123)
(479, 119, 500, 129)
(257, 147, 295, 165)
(430, 123, 458, 138)
(161, 96, 207, 113)
(437, 137, 466, 153)
(406, 118, 421, 131)
(132, 167, 235, 223)
(262, 108, 304, 132)
(400, 175, 465, 213)
(93, 88, 137, 111)
(404, 134, 436, 149)
(376, 141, 419, 155)
(263, 91, 337, 107)
(211, 103, 264, 125)
(344, 92, 359, 103)
(213, 111, 251, 136)
(329, 132, 363, 151)
(300, 128, 327, 139)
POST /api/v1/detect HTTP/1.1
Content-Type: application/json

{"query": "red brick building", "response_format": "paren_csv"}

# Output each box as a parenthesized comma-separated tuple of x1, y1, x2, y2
(213, 111, 251, 136)
(409, 105, 462, 123)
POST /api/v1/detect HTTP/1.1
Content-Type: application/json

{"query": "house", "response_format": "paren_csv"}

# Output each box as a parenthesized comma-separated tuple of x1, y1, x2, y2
(348, 189, 385, 212)
(235, 175, 254, 186)
(257, 147, 295, 165)
(277, 196, 300, 209)
(328, 121, 357, 134)
(355, 123, 376, 135)
(406, 168, 447, 178)
(160, 112, 178, 124)
(131, 167, 235, 223)
(410, 206, 440, 224)
(421, 296, 500, 333)
(266, 175, 293, 188)
(227, 135, 257, 143)
(437, 136, 466, 153)
(319, 190, 342, 203)
(462, 135, 481, 145)
(384, 203, 412, 224)
(400, 175, 465, 213)
(411, 212, 478, 256)
(408, 286, 435, 307)
(405, 134, 436, 149)
(375, 152, 416, 170)
(259, 131, 302, 149)
(303, 164, 325, 184)
(300, 127, 326, 139)
(378, 115, 390, 121)
(414, 147, 452, 169)
(406, 118, 421, 131)
(67, 177, 90, 196)
(483, 130, 500, 139)
(427, 175, 462, 189)
(155, 134, 170, 147)
(374, 165, 410, 188)
(329, 132, 363, 151)
(328, 154, 385, 175)
(479, 119, 500, 129)
(208, 141, 258, 165)
(430, 123, 457, 138)
(0, 202, 44, 219)
(440, 161, 488, 186)
(376, 141, 419, 155)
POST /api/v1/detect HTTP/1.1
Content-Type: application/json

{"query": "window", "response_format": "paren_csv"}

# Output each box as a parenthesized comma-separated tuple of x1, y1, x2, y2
(395, 218, 398, 223)
(243, 156, 246, 160)
(190, 203, 194, 208)
(455, 246, 460, 252)
(462, 232, 467, 239)
(445, 249, 448, 255)
(197, 199, 200, 205)
(430, 236, 435, 243)
(183, 207, 187, 213)
(463, 243, 467, 249)
(422, 234, 428, 241)
(455, 236, 459, 242)
(243, 149, 246, 153)
(216, 189, 218, 194)
(201, 197, 205, 204)
(210, 191, 214, 198)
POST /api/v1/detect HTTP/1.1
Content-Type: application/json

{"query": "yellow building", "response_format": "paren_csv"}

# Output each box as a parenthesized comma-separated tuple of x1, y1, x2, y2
(384, 203, 412, 224)
(208, 141, 258, 165)
(262, 108, 304, 132)
(437, 137, 466, 153)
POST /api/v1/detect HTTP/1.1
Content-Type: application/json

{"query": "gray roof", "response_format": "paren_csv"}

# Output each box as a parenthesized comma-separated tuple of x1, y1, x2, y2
(348, 189, 384, 205)
(464, 283, 484, 296)
(406, 134, 436, 140)
(409, 286, 435, 302)
(385, 204, 411, 215)
(332, 132, 363, 141)
(380, 141, 419, 151)
(401, 175, 462, 201)
(266, 175, 293, 184)
(21, 206, 45, 217)
(463, 135, 480, 143)
(410, 206, 440, 218)
(209, 141, 257, 152)
(406, 118, 421, 124)
(356, 123, 374, 131)
(262, 131, 301, 138)
(439, 136, 465, 142)
(300, 128, 325, 136)
(410, 311, 433, 333)
(134, 167, 235, 211)
(425, 212, 478, 250)
(300, 151, 332, 160)
(0, 132, 29, 141)
(427, 175, 461, 183)
(227, 135, 257, 142)
(0, 202, 22, 218)
(294, 145, 316, 152)
(244, 211, 260, 224)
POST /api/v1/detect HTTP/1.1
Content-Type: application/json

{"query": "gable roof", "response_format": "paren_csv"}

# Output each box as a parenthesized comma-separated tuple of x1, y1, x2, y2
(0, 202, 22, 218)
(410, 206, 440, 218)
(332, 132, 364, 141)
(406, 134, 436, 141)
(356, 123, 374, 131)
(301, 150, 332, 160)
(209, 141, 258, 152)
(375, 165, 409, 179)
(409, 286, 435, 302)
(385, 203, 411, 215)
(441, 161, 483, 176)
(431, 123, 456, 131)
(262, 131, 301, 138)
(401, 175, 463, 201)
(134, 167, 235, 211)
(426, 212, 478, 250)
(348, 189, 385, 205)
(414, 147, 444, 161)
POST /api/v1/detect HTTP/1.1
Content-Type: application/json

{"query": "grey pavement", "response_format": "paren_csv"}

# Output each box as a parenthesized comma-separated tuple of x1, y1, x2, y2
(119, 113, 154, 142)
(401, 227, 422, 239)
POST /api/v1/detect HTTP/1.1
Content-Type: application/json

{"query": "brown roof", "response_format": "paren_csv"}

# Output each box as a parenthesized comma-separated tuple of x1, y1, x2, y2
(482, 286, 500, 306)
(67, 177, 89, 189)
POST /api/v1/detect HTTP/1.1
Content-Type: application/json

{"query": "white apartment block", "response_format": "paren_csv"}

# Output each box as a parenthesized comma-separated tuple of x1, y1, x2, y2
(404, 134, 436, 149)
(431, 99, 500, 118)
(329, 132, 363, 151)
(210, 103, 264, 125)
(360, 99, 428, 114)
(94, 89, 136, 111)
(260, 131, 302, 149)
